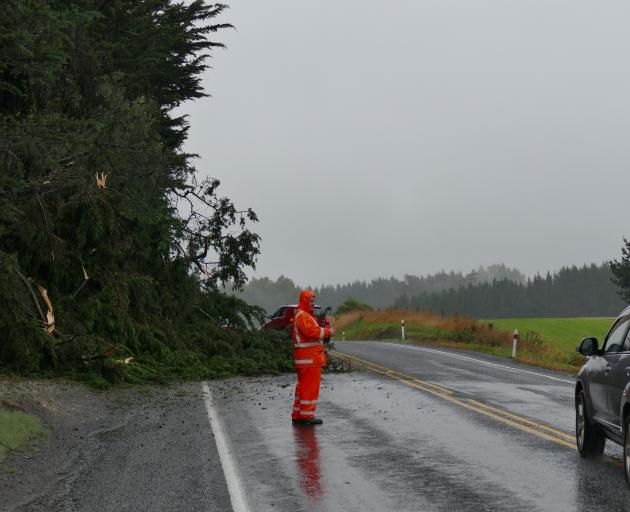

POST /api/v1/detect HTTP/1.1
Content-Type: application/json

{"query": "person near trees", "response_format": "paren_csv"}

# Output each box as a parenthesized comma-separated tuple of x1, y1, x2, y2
(291, 290, 334, 425)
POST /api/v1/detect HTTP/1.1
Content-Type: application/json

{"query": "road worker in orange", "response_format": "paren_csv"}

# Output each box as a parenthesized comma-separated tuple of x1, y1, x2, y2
(291, 290, 334, 425)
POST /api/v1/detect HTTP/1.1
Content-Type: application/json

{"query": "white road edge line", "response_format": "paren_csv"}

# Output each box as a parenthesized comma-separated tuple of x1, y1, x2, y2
(202, 382, 250, 512)
(386, 343, 575, 384)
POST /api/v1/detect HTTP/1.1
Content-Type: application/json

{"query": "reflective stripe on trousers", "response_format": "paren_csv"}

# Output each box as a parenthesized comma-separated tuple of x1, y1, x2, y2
(292, 366, 322, 420)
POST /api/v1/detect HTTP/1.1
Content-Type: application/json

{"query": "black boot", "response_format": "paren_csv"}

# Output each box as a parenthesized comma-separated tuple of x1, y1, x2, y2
(301, 418, 323, 425)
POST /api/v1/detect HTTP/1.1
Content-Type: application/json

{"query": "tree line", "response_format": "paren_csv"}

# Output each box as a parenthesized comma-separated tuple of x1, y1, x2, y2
(395, 264, 625, 318)
(235, 264, 525, 313)
(237, 263, 626, 318)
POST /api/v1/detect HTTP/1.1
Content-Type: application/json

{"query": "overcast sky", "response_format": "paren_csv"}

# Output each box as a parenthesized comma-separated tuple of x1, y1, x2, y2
(182, 0, 630, 286)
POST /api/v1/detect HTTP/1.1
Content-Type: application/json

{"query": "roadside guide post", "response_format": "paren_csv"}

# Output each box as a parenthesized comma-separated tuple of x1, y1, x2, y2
(512, 329, 519, 358)
(401, 319, 405, 341)
(342, 331, 345, 341)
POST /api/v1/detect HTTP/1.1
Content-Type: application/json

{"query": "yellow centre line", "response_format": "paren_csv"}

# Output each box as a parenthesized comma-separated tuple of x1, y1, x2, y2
(331, 350, 577, 450)
(466, 399, 576, 442)
(332, 351, 454, 395)
(332, 349, 629, 468)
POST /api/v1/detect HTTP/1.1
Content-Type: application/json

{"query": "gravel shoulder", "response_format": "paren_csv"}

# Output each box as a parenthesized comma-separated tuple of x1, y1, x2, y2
(0, 379, 231, 512)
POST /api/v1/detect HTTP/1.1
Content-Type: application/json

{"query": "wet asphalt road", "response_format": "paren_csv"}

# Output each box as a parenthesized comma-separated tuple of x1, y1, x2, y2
(8, 341, 630, 511)
(208, 341, 630, 512)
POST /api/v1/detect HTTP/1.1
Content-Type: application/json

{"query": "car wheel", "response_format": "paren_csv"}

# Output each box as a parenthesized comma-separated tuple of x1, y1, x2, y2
(576, 390, 605, 458)
(624, 416, 630, 486)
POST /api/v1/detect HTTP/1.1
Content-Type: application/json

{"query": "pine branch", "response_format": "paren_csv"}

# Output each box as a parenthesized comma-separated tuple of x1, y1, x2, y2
(16, 271, 46, 326)
(36, 193, 55, 262)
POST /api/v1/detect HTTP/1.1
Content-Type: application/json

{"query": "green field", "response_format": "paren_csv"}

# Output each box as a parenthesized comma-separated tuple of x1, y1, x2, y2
(0, 405, 45, 464)
(483, 317, 614, 353)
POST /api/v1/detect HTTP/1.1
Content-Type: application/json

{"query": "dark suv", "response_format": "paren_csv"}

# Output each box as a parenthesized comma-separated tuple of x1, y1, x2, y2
(575, 306, 630, 483)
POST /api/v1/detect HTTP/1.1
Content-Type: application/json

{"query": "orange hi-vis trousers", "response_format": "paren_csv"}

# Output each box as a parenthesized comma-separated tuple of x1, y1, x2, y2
(292, 366, 322, 420)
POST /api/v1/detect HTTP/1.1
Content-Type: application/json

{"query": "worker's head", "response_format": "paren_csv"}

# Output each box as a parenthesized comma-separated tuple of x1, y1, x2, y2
(299, 290, 316, 314)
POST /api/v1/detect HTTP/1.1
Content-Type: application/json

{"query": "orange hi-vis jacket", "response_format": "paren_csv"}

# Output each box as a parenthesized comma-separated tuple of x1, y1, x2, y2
(291, 292, 330, 368)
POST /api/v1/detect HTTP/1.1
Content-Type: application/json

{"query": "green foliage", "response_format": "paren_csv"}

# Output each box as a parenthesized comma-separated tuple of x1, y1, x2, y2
(0, 1, 290, 383)
(335, 297, 373, 315)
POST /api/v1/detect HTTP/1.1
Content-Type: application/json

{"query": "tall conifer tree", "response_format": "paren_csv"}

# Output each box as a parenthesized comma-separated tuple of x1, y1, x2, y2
(0, 1, 291, 381)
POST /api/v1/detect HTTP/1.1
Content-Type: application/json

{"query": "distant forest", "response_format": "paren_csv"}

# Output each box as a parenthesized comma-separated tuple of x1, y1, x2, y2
(234, 264, 524, 312)
(396, 264, 624, 318)
(234, 263, 624, 318)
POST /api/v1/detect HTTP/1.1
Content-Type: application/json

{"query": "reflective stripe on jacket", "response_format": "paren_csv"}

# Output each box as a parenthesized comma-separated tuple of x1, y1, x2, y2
(292, 309, 329, 368)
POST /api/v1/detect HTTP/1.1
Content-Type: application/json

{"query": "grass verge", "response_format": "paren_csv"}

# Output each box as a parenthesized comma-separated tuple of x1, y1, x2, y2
(483, 317, 614, 353)
(0, 403, 46, 464)
(334, 309, 608, 373)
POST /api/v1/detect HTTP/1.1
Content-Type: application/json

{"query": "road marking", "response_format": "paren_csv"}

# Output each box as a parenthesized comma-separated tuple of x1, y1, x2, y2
(394, 344, 575, 384)
(332, 351, 577, 450)
(334, 350, 629, 470)
(202, 383, 250, 512)
(336, 350, 626, 468)
(466, 399, 575, 442)
(332, 351, 454, 395)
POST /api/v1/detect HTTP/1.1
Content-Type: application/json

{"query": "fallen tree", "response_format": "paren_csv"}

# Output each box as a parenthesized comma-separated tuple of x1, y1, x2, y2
(0, 0, 291, 386)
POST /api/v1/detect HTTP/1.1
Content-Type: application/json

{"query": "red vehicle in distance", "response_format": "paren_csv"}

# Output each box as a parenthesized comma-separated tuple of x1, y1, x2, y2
(264, 304, 331, 331)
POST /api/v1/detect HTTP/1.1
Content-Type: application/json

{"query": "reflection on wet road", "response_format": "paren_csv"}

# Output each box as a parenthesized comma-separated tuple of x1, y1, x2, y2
(208, 341, 630, 511)
(293, 425, 323, 500)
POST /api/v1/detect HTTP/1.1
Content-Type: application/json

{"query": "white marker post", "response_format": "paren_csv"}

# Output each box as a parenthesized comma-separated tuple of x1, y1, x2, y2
(342, 331, 346, 341)
(512, 329, 519, 358)
(401, 319, 405, 341)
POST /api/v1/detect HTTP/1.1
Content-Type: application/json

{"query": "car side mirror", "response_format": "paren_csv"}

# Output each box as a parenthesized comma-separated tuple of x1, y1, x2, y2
(577, 337, 598, 356)
(267, 314, 272, 320)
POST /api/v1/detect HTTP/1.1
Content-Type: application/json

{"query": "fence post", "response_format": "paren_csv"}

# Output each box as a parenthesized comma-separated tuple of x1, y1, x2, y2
(512, 329, 519, 358)
(401, 319, 405, 341)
